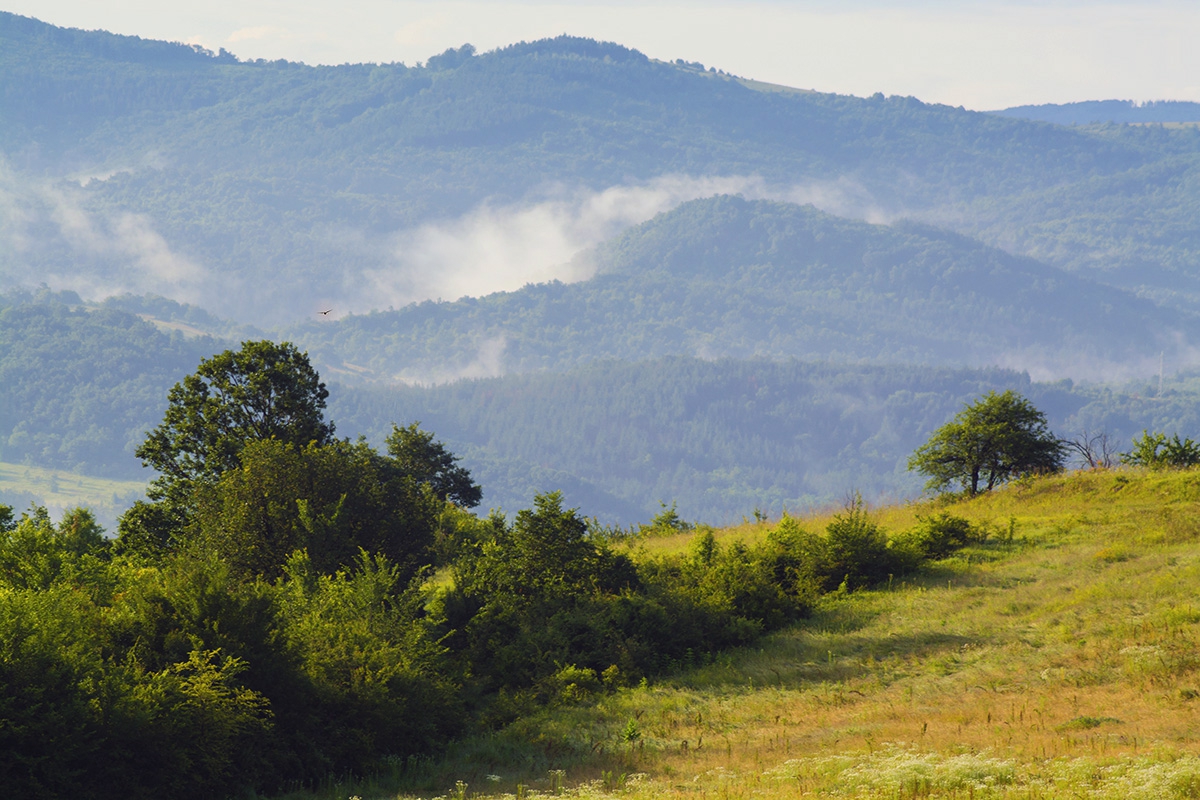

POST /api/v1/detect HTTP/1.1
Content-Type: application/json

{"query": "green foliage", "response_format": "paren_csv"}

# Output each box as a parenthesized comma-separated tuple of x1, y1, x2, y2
(821, 496, 902, 590)
(276, 550, 462, 772)
(638, 521, 820, 653)
(0, 506, 109, 591)
(188, 438, 439, 580)
(908, 390, 1065, 496)
(386, 422, 482, 508)
(640, 501, 691, 535)
(0, 505, 459, 798)
(441, 492, 647, 702)
(1123, 430, 1200, 469)
(0, 478, 983, 798)
(900, 512, 981, 560)
(136, 339, 333, 503)
(0, 554, 275, 800)
(120, 339, 340, 558)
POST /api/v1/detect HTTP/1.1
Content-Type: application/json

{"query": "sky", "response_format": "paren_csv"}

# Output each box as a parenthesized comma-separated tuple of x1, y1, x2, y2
(3, 0, 1199, 110)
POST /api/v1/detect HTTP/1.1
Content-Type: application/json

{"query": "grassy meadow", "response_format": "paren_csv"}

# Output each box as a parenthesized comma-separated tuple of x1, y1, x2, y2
(298, 468, 1200, 800)
(0, 460, 145, 529)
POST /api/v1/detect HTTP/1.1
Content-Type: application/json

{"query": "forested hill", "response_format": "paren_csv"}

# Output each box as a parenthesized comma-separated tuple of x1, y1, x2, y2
(331, 359, 1080, 521)
(6, 287, 1200, 521)
(994, 100, 1200, 126)
(7, 12, 1200, 322)
(0, 289, 223, 477)
(288, 196, 1198, 382)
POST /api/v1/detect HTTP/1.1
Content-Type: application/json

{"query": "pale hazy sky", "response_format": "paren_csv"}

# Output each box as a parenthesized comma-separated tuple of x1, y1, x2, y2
(4, 1, 1199, 110)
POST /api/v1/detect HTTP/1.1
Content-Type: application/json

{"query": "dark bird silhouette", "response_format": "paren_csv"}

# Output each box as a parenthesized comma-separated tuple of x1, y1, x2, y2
(318, 309, 332, 316)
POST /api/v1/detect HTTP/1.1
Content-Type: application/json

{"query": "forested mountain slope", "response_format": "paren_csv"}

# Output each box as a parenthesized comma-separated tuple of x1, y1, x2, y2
(6, 13, 1200, 321)
(6, 288, 1200, 521)
(994, 99, 1200, 125)
(290, 196, 1198, 381)
(331, 359, 1079, 521)
(0, 289, 222, 477)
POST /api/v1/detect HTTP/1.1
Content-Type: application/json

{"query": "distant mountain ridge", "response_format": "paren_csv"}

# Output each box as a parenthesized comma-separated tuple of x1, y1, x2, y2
(8, 12, 1200, 323)
(993, 100, 1200, 126)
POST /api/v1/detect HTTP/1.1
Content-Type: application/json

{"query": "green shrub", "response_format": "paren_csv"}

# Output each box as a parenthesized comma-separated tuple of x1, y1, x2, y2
(822, 496, 901, 590)
(1124, 430, 1200, 469)
(902, 512, 978, 560)
(0, 506, 110, 591)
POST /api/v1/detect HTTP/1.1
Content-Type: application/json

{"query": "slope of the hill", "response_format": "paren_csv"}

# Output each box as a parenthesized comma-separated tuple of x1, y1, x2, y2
(333, 355, 1200, 523)
(7, 13, 1200, 321)
(332, 359, 1071, 521)
(994, 99, 1200, 125)
(292, 196, 1199, 381)
(8, 286, 1200, 522)
(318, 467, 1200, 800)
(0, 289, 224, 477)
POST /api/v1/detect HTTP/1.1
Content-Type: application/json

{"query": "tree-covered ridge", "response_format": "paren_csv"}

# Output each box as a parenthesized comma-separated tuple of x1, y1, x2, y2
(0, 289, 224, 477)
(0, 12, 239, 151)
(993, 100, 1200, 126)
(290, 196, 1195, 380)
(8, 13, 1200, 321)
(6, 286, 1200, 523)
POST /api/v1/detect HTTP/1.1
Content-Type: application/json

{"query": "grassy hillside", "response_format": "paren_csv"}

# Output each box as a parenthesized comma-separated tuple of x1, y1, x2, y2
(310, 468, 1200, 799)
(0, 461, 144, 530)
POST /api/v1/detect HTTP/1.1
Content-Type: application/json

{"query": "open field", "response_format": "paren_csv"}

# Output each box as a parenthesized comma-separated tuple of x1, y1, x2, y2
(0, 461, 145, 530)
(297, 469, 1200, 799)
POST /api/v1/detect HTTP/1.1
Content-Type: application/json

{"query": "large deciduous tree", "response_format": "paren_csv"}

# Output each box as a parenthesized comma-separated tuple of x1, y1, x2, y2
(908, 390, 1064, 495)
(136, 340, 334, 502)
(190, 438, 439, 580)
(121, 340, 335, 555)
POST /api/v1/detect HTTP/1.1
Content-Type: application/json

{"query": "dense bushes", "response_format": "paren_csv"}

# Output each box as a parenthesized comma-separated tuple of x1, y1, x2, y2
(0, 504, 458, 798)
(0, 342, 990, 798)
(0, 485, 984, 798)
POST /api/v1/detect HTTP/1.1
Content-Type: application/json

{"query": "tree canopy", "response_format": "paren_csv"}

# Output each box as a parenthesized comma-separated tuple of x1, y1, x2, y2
(907, 390, 1065, 495)
(385, 422, 482, 508)
(135, 340, 334, 501)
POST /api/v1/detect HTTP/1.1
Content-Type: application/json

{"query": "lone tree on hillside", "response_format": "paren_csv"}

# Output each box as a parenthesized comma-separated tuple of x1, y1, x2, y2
(908, 390, 1064, 496)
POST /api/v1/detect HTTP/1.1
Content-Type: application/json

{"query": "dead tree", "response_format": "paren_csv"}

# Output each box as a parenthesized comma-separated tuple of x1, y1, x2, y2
(1062, 429, 1117, 469)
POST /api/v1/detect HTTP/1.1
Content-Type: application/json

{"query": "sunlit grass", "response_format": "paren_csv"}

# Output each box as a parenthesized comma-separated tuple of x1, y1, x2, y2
(286, 467, 1200, 799)
(0, 460, 145, 529)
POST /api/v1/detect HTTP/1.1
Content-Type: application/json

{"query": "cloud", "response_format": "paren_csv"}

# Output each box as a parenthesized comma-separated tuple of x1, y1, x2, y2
(358, 173, 888, 311)
(991, 332, 1200, 385)
(0, 160, 209, 303)
(391, 335, 509, 385)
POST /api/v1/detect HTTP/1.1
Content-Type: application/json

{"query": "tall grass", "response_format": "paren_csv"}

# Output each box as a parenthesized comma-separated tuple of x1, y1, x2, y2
(284, 468, 1200, 800)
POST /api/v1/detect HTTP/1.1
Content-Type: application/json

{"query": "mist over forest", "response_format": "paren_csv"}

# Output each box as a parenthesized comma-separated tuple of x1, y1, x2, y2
(5, 10, 1200, 522)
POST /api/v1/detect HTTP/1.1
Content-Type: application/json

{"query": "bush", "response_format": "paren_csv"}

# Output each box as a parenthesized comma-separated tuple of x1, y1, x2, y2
(903, 512, 979, 560)
(1124, 430, 1200, 469)
(822, 496, 902, 590)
